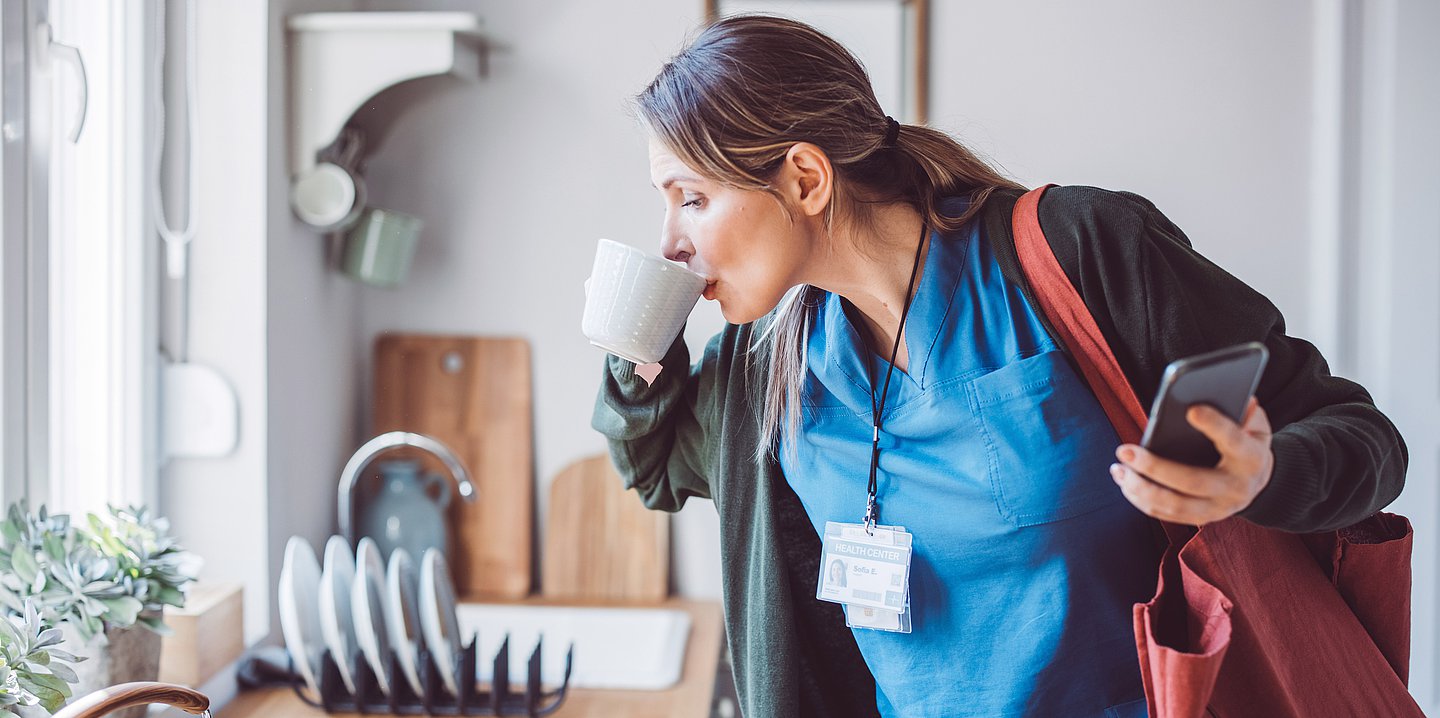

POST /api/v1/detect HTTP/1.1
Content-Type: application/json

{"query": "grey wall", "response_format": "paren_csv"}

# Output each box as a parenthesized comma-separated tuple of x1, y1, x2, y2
(347, 0, 1319, 599)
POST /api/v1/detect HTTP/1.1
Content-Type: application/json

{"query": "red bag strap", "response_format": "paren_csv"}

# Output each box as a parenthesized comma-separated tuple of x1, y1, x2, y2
(1012, 185, 1196, 547)
(1011, 185, 1150, 445)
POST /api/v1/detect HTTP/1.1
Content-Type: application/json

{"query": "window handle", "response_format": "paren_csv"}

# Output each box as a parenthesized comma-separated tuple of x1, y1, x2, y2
(41, 22, 87, 143)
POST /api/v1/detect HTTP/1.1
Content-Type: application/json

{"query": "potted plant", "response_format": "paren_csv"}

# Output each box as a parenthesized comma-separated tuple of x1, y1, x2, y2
(0, 601, 79, 716)
(82, 505, 198, 636)
(0, 503, 197, 718)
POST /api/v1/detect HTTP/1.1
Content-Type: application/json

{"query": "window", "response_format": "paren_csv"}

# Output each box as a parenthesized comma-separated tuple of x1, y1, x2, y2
(44, 0, 155, 516)
(0, 0, 155, 515)
(1, 0, 45, 509)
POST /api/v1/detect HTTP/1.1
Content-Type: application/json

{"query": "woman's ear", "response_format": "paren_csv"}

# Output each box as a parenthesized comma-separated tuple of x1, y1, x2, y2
(779, 142, 833, 219)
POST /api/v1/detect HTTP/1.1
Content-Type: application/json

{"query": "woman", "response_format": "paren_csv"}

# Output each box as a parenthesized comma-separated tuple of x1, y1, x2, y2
(592, 15, 1407, 718)
(828, 558, 847, 589)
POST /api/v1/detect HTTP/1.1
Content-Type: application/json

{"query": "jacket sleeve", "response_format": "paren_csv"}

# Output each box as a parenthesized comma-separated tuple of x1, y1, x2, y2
(590, 329, 725, 513)
(1038, 185, 1408, 533)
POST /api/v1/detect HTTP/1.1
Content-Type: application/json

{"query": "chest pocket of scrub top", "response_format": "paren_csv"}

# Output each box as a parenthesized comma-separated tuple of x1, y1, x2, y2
(967, 349, 1125, 528)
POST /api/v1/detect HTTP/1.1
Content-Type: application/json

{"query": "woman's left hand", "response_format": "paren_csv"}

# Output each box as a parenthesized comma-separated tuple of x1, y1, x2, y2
(1110, 397, 1274, 526)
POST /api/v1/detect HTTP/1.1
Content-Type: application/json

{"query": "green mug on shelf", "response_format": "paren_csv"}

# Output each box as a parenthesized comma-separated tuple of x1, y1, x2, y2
(344, 208, 422, 287)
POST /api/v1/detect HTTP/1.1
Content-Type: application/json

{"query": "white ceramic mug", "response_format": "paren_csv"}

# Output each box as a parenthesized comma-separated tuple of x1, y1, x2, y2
(582, 238, 707, 364)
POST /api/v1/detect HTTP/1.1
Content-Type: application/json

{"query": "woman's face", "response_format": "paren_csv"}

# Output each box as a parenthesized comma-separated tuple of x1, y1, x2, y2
(829, 561, 843, 581)
(648, 139, 817, 324)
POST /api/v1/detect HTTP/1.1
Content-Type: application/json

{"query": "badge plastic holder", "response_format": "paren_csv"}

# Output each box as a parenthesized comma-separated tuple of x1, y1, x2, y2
(819, 522, 914, 633)
(844, 599, 912, 634)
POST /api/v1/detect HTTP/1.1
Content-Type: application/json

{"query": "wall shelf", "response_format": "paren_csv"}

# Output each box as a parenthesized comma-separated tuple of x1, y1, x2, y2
(287, 11, 483, 177)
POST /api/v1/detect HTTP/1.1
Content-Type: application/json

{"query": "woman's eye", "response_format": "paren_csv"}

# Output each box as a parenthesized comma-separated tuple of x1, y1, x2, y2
(681, 197, 704, 209)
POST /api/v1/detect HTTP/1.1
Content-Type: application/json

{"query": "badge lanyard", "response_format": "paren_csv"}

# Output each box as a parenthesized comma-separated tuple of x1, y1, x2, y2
(862, 221, 929, 534)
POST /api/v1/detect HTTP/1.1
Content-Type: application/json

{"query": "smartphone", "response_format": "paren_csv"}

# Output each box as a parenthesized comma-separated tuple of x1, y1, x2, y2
(1139, 342, 1269, 467)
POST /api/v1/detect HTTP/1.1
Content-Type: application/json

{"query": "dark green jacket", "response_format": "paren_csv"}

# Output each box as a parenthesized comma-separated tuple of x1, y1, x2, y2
(591, 186, 1407, 717)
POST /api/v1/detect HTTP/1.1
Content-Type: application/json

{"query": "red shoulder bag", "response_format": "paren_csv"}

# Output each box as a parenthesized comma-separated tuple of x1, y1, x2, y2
(1012, 185, 1420, 718)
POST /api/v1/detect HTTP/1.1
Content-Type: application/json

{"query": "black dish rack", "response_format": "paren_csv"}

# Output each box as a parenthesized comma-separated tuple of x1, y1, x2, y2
(293, 635, 574, 716)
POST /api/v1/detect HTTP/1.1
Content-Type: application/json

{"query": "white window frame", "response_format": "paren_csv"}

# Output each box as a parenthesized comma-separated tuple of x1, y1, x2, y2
(4, 0, 157, 516)
(46, 0, 156, 515)
(1, 0, 50, 508)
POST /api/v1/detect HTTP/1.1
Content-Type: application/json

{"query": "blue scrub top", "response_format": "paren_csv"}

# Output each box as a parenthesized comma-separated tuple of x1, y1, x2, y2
(779, 204, 1158, 717)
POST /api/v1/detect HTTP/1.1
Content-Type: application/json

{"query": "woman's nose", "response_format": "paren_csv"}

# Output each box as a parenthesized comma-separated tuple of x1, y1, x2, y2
(659, 225, 693, 264)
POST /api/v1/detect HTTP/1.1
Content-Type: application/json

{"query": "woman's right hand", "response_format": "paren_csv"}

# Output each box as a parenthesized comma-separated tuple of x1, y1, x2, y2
(635, 362, 664, 385)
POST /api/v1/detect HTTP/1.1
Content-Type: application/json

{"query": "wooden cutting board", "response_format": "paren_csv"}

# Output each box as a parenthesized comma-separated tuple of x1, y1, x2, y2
(373, 334, 532, 599)
(542, 454, 669, 602)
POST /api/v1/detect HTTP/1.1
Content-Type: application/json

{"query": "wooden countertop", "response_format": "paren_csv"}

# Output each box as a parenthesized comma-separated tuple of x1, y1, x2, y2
(222, 599, 723, 718)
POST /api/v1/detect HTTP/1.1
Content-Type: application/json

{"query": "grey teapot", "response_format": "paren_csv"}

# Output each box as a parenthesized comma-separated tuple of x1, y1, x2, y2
(357, 458, 453, 562)
(338, 431, 476, 561)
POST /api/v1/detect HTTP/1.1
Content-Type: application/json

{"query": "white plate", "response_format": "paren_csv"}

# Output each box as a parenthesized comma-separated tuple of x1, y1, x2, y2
(318, 535, 358, 695)
(419, 548, 463, 698)
(278, 536, 324, 697)
(352, 538, 393, 695)
(386, 548, 425, 697)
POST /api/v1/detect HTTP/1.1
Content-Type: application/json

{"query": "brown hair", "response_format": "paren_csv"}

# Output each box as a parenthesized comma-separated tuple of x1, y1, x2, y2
(635, 14, 1024, 461)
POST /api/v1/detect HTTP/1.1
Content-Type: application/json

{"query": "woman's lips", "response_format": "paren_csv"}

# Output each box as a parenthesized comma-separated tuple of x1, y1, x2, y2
(703, 282, 717, 301)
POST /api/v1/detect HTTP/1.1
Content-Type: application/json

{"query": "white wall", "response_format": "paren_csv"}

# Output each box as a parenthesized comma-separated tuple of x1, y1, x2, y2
(1351, 0, 1440, 706)
(350, 0, 725, 596)
(930, 0, 1314, 330)
(159, 0, 273, 647)
(342, 0, 1321, 600)
(161, 0, 365, 648)
(262, 0, 370, 643)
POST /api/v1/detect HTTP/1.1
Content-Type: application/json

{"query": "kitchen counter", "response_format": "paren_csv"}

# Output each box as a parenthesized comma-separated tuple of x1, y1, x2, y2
(222, 599, 723, 718)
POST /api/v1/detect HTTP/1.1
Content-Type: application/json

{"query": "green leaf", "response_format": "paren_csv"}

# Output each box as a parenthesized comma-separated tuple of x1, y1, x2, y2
(138, 614, 173, 636)
(29, 671, 72, 695)
(99, 596, 142, 628)
(45, 662, 78, 685)
(155, 586, 185, 607)
(21, 670, 70, 699)
(42, 535, 65, 562)
(0, 519, 19, 544)
(0, 617, 20, 648)
(32, 628, 62, 650)
(45, 649, 81, 663)
(100, 535, 129, 559)
(9, 547, 38, 586)
(31, 685, 68, 713)
(18, 674, 69, 708)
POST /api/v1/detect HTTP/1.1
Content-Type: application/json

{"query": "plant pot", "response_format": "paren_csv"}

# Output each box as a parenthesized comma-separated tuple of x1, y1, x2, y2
(50, 617, 163, 718)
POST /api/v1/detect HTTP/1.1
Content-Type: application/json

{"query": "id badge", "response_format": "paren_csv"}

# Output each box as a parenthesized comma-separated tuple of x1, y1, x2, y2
(817, 521, 912, 613)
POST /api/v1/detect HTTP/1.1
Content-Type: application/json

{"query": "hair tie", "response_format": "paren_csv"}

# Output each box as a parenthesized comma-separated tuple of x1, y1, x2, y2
(882, 116, 901, 148)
